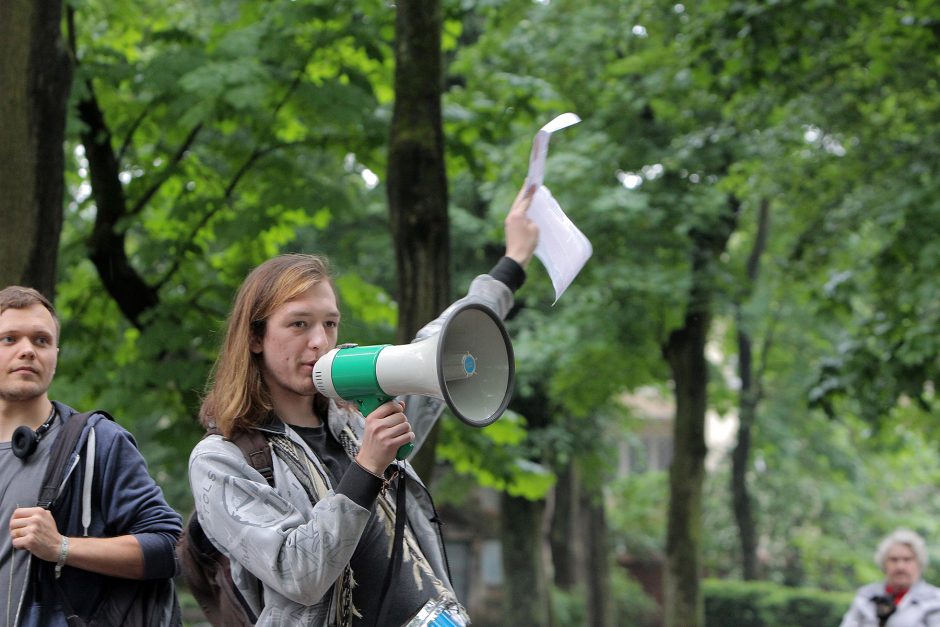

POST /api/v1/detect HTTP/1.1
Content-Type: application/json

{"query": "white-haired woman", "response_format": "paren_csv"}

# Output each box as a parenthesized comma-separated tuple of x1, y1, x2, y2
(840, 528, 940, 627)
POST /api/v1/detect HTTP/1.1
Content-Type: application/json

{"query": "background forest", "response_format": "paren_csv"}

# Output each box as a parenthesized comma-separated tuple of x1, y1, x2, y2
(1, 0, 938, 625)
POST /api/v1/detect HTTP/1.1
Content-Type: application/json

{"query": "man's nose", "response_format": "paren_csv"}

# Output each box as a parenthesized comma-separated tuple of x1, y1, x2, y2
(308, 326, 329, 349)
(17, 339, 36, 358)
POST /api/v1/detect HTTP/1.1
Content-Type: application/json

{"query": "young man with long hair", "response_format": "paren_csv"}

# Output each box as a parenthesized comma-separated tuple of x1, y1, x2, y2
(189, 185, 538, 626)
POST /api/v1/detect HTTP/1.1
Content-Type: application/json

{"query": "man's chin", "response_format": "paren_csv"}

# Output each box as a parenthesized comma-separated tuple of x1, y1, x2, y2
(295, 383, 317, 397)
(0, 385, 47, 402)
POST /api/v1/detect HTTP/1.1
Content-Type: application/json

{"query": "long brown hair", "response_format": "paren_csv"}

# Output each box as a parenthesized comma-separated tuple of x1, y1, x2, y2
(199, 254, 336, 437)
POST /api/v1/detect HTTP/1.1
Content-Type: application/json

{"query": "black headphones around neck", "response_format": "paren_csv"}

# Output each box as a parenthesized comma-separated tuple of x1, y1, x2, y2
(11, 407, 57, 460)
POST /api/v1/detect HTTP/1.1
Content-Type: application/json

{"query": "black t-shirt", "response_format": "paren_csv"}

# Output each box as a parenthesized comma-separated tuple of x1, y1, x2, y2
(292, 424, 438, 625)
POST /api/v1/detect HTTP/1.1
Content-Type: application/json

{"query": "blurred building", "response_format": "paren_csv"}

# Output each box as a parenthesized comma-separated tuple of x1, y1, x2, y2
(618, 385, 738, 474)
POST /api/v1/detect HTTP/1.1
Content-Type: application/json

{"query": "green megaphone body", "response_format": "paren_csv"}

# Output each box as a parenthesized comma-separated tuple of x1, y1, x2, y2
(312, 302, 514, 461)
(315, 344, 416, 459)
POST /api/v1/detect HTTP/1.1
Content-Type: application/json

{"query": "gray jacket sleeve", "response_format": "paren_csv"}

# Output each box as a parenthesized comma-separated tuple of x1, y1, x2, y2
(839, 582, 883, 627)
(188, 435, 371, 606)
(403, 273, 516, 455)
(837, 597, 864, 627)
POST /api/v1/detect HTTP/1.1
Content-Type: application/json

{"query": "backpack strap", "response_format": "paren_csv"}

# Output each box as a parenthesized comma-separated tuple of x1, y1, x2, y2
(188, 426, 273, 625)
(37, 410, 112, 510)
(207, 425, 275, 487)
(32, 409, 112, 626)
(232, 430, 275, 487)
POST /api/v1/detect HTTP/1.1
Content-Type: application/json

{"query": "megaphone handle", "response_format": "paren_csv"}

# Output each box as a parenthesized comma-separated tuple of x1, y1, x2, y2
(396, 442, 415, 460)
(357, 395, 415, 461)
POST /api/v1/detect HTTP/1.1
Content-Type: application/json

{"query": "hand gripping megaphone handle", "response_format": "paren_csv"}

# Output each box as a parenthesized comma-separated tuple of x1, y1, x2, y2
(313, 302, 514, 461)
(357, 395, 415, 460)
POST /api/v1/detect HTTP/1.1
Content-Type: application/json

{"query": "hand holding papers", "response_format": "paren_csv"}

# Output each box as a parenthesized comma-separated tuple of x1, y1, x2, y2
(525, 113, 593, 303)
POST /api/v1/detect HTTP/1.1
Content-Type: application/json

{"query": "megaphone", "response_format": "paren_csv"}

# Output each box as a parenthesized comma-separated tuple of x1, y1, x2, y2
(313, 302, 514, 459)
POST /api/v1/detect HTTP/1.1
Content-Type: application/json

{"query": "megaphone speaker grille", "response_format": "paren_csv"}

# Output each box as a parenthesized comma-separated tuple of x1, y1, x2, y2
(437, 303, 514, 427)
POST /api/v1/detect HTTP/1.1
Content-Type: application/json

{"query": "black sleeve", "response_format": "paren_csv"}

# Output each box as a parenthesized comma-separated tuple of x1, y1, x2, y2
(488, 256, 526, 293)
(335, 462, 384, 509)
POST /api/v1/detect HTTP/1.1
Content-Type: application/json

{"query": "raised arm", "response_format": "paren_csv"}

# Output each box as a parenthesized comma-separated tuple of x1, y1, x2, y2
(504, 182, 539, 269)
(405, 182, 540, 453)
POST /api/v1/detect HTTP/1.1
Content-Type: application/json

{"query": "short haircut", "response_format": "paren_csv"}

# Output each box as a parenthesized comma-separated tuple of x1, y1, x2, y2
(0, 285, 60, 339)
(875, 528, 929, 571)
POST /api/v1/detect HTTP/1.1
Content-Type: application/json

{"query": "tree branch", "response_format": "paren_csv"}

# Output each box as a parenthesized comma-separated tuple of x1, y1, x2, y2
(151, 44, 321, 291)
(69, 7, 159, 328)
(78, 82, 160, 329)
(117, 105, 152, 163)
(129, 122, 203, 217)
(152, 140, 313, 291)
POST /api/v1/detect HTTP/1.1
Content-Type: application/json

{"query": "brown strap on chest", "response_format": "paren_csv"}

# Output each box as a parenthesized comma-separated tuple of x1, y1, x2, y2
(207, 425, 274, 487)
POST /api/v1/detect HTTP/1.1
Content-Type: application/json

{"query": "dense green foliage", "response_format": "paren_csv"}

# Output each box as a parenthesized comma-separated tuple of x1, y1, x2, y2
(14, 0, 937, 622)
(444, 0, 938, 598)
(703, 579, 854, 627)
(54, 0, 402, 508)
(552, 570, 662, 627)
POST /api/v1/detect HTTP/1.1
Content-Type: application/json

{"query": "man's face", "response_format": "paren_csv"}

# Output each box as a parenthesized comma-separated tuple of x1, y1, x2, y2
(884, 543, 921, 590)
(250, 282, 340, 408)
(0, 304, 58, 403)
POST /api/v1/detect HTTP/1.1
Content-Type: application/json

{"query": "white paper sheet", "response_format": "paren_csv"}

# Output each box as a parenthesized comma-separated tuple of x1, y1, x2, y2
(526, 112, 581, 189)
(524, 113, 592, 303)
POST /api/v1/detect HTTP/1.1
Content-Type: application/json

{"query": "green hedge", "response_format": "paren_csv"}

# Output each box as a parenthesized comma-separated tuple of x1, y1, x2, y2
(703, 579, 855, 627)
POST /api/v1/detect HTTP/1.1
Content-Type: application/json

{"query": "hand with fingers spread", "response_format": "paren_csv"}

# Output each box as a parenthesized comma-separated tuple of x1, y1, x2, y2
(355, 400, 414, 475)
(505, 181, 540, 269)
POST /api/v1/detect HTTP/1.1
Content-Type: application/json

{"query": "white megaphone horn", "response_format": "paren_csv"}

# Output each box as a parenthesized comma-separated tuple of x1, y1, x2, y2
(313, 302, 515, 459)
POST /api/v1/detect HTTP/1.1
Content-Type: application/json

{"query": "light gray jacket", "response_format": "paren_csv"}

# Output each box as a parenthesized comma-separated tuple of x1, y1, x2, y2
(188, 274, 515, 626)
(840, 580, 940, 627)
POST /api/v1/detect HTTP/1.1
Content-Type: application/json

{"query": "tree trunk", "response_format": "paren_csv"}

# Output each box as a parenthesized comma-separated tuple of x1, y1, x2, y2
(0, 0, 71, 295)
(503, 384, 556, 624)
(501, 493, 552, 626)
(730, 199, 770, 580)
(730, 342, 759, 579)
(582, 481, 613, 627)
(662, 315, 709, 627)
(549, 464, 580, 589)
(387, 0, 450, 480)
(662, 195, 740, 627)
(550, 462, 614, 626)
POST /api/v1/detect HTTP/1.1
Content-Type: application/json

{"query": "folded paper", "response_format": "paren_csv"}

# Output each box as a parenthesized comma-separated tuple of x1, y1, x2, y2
(525, 113, 592, 303)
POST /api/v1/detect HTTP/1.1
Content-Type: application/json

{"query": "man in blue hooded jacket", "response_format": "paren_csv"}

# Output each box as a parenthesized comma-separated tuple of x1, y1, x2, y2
(0, 285, 182, 626)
